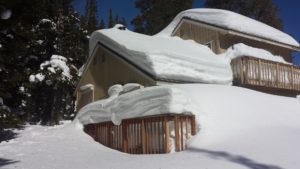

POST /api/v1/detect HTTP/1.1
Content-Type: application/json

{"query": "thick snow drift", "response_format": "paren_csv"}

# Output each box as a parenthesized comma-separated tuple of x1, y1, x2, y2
(76, 84, 194, 125)
(90, 25, 232, 84)
(221, 43, 290, 64)
(157, 8, 299, 47)
(1, 84, 300, 169)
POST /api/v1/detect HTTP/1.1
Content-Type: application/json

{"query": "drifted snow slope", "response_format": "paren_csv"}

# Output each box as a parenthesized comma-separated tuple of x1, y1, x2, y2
(1, 84, 300, 169)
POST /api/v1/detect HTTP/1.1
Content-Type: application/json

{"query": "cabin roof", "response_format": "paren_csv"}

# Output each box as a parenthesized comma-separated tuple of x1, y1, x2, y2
(157, 8, 300, 49)
(88, 25, 233, 85)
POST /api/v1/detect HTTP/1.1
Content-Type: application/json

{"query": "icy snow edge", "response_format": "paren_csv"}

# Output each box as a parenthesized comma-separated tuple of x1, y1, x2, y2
(157, 8, 299, 47)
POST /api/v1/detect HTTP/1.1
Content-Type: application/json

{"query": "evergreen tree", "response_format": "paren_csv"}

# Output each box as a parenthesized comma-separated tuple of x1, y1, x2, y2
(204, 0, 283, 30)
(132, 0, 194, 35)
(99, 19, 106, 29)
(120, 17, 128, 27)
(108, 8, 114, 28)
(82, 0, 99, 34)
(114, 15, 119, 25)
(0, 0, 86, 126)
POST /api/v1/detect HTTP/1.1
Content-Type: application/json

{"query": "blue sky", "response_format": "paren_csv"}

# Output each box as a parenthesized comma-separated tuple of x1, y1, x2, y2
(74, 0, 300, 65)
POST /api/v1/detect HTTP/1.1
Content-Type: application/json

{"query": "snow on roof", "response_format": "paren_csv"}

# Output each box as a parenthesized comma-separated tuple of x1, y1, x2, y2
(221, 43, 290, 64)
(90, 25, 232, 84)
(157, 8, 300, 47)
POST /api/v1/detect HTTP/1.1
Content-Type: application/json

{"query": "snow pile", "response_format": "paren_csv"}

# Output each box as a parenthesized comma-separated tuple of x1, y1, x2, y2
(90, 26, 232, 84)
(2, 84, 300, 169)
(41, 55, 71, 79)
(75, 84, 194, 125)
(29, 73, 45, 82)
(157, 8, 299, 47)
(29, 55, 71, 83)
(221, 43, 290, 64)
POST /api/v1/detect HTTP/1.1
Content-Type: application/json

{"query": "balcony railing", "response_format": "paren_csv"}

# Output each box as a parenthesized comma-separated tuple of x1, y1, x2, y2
(84, 114, 197, 154)
(231, 56, 300, 94)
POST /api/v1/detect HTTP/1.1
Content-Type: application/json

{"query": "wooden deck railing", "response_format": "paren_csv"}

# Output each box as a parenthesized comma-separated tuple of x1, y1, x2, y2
(84, 114, 197, 154)
(231, 56, 300, 92)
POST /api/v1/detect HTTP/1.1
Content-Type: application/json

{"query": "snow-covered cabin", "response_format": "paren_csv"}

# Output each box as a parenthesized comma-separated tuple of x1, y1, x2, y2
(75, 8, 300, 110)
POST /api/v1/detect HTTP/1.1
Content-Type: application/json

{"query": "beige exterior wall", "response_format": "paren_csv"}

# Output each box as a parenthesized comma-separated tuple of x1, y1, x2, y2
(173, 20, 221, 54)
(173, 19, 293, 62)
(76, 44, 156, 110)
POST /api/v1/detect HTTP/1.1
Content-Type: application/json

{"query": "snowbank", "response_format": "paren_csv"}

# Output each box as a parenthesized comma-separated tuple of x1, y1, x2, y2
(2, 84, 300, 169)
(157, 8, 299, 47)
(75, 84, 195, 125)
(221, 43, 290, 64)
(90, 25, 232, 84)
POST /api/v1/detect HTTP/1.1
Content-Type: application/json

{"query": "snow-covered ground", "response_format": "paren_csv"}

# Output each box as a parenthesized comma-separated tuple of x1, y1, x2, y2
(1, 84, 300, 169)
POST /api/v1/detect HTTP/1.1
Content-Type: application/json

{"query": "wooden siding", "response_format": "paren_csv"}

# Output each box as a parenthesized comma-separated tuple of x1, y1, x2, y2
(172, 19, 293, 62)
(84, 114, 197, 154)
(231, 56, 300, 96)
(173, 20, 221, 53)
(76, 45, 156, 110)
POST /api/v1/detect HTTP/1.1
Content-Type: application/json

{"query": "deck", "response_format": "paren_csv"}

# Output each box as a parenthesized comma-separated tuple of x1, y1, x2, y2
(84, 114, 197, 154)
(231, 56, 300, 96)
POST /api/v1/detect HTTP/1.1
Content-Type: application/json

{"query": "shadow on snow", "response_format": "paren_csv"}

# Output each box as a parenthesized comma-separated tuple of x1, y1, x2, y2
(186, 148, 283, 169)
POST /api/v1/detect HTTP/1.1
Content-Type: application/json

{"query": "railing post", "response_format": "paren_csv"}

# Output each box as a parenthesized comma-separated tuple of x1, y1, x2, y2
(258, 59, 262, 85)
(180, 117, 184, 151)
(141, 119, 147, 154)
(191, 115, 196, 136)
(290, 66, 295, 90)
(122, 121, 128, 153)
(163, 117, 170, 153)
(240, 58, 244, 84)
(175, 115, 180, 152)
(276, 63, 279, 88)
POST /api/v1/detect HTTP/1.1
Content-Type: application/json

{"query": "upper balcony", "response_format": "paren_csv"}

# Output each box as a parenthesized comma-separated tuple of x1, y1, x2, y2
(231, 56, 300, 96)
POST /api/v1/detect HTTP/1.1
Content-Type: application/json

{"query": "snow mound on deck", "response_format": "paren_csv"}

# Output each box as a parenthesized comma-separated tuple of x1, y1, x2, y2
(90, 26, 232, 84)
(221, 43, 290, 64)
(75, 84, 195, 125)
(157, 8, 299, 47)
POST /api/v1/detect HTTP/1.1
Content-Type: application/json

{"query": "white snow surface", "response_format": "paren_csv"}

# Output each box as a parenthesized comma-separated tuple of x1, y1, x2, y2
(157, 8, 299, 47)
(75, 84, 194, 125)
(90, 26, 233, 84)
(221, 43, 290, 64)
(1, 84, 300, 169)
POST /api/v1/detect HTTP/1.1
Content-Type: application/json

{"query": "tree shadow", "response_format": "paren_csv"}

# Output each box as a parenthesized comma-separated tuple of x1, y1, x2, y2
(186, 148, 284, 169)
(0, 126, 24, 142)
(0, 158, 19, 167)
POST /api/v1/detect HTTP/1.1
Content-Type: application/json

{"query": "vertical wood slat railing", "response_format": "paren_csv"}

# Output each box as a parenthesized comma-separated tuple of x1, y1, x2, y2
(84, 114, 197, 154)
(231, 56, 300, 91)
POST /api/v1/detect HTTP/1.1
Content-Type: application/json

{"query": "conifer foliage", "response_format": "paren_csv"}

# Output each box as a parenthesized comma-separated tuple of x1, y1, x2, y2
(132, 0, 194, 35)
(0, 0, 86, 126)
(204, 0, 283, 30)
